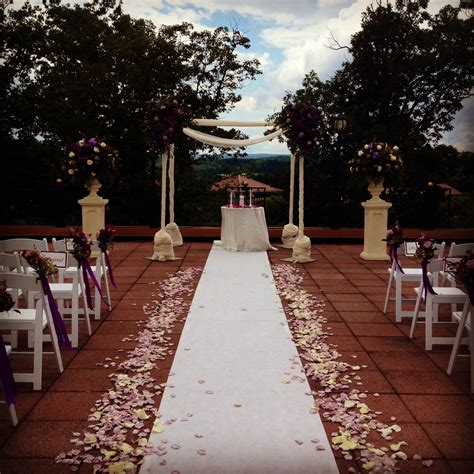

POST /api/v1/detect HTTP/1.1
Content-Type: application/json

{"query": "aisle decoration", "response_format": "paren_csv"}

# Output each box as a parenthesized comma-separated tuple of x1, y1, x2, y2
(56, 266, 202, 472)
(446, 250, 474, 304)
(147, 99, 191, 256)
(0, 281, 18, 407)
(69, 228, 105, 308)
(21, 250, 71, 349)
(383, 222, 404, 273)
(272, 264, 432, 472)
(273, 99, 324, 261)
(348, 143, 402, 184)
(414, 235, 437, 297)
(352, 143, 401, 261)
(97, 225, 117, 288)
(58, 136, 118, 186)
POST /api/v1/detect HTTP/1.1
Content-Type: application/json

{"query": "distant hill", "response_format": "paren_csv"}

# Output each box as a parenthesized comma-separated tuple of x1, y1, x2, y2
(222, 153, 290, 160)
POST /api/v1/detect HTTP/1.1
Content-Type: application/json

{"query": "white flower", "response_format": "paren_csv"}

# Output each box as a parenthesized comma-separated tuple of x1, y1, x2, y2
(87, 159, 93, 165)
(100, 142, 107, 148)
(390, 155, 397, 161)
(377, 165, 382, 172)
(68, 152, 75, 158)
(93, 146, 100, 153)
(364, 144, 369, 149)
(68, 169, 75, 175)
(392, 145, 399, 151)
(358, 150, 364, 156)
(78, 140, 85, 146)
(56, 178, 62, 183)
(376, 145, 382, 150)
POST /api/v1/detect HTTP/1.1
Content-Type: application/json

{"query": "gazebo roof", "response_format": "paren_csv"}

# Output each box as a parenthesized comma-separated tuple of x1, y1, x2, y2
(211, 174, 283, 193)
(437, 183, 463, 196)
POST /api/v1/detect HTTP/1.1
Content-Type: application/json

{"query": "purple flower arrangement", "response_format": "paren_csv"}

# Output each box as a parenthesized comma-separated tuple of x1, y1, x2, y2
(97, 225, 116, 253)
(69, 228, 93, 263)
(147, 98, 191, 151)
(383, 221, 404, 248)
(274, 100, 324, 154)
(414, 234, 436, 262)
(445, 251, 474, 292)
(348, 142, 402, 182)
(21, 250, 57, 279)
(58, 137, 118, 185)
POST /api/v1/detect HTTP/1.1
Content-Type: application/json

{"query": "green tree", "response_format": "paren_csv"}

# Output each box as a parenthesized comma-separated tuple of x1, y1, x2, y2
(1, 0, 260, 225)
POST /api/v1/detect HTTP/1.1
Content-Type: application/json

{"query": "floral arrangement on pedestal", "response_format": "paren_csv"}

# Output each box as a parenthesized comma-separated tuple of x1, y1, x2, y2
(348, 142, 402, 183)
(446, 251, 474, 304)
(146, 98, 191, 150)
(273, 99, 324, 154)
(57, 137, 118, 186)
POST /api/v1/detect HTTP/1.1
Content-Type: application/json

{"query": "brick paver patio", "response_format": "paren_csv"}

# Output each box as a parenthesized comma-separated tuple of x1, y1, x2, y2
(0, 241, 473, 473)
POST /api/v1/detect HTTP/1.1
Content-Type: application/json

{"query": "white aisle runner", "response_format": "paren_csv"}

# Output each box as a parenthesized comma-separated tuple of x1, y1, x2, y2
(141, 242, 338, 474)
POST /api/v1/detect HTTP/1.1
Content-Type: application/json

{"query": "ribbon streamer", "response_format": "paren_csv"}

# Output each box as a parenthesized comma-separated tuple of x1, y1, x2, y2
(40, 277, 72, 349)
(0, 333, 16, 406)
(104, 252, 117, 288)
(390, 246, 405, 274)
(81, 259, 105, 310)
(421, 260, 437, 298)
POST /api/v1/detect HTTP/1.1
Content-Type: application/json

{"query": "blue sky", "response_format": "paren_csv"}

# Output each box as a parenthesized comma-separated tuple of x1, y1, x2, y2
(26, 0, 473, 153)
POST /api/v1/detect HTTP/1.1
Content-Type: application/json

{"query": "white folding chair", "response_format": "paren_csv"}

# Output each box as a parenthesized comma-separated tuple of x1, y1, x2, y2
(0, 252, 23, 348)
(447, 298, 472, 376)
(53, 238, 112, 320)
(0, 273, 63, 390)
(384, 241, 445, 322)
(23, 255, 91, 349)
(0, 239, 49, 275)
(0, 343, 18, 426)
(410, 259, 468, 350)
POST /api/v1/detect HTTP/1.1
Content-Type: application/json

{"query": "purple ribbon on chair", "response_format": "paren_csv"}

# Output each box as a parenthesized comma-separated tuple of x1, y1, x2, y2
(465, 282, 474, 306)
(421, 260, 437, 298)
(0, 333, 16, 406)
(103, 252, 117, 288)
(390, 245, 404, 274)
(80, 259, 105, 310)
(40, 277, 72, 349)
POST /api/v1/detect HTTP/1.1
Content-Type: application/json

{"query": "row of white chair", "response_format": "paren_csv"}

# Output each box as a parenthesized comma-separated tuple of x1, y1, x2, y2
(0, 237, 114, 426)
(384, 241, 473, 392)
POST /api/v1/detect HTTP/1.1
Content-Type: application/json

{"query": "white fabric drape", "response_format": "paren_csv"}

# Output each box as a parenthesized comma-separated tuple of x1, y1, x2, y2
(168, 143, 175, 223)
(289, 154, 296, 224)
(160, 148, 168, 230)
(182, 127, 284, 149)
(192, 119, 274, 127)
(298, 155, 304, 238)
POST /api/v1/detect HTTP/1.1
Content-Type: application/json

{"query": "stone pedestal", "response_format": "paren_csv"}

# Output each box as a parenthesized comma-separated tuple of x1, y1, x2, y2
(360, 181, 391, 261)
(78, 178, 108, 237)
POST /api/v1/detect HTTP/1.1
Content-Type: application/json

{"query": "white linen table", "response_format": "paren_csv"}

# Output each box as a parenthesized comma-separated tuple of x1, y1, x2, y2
(221, 206, 274, 252)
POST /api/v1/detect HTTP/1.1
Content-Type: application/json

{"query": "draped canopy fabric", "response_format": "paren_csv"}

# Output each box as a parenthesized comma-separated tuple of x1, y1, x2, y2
(183, 118, 282, 149)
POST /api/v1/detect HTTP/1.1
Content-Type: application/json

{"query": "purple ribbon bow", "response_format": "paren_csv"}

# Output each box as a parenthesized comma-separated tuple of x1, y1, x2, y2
(389, 246, 405, 274)
(80, 259, 105, 310)
(421, 260, 437, 298)
(40, 277, 72, 349)
(0, 333, 16, 406)
(103, 252, 117, 288)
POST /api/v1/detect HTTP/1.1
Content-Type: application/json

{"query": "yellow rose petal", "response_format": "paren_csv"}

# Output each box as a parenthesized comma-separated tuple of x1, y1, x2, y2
(152, 419, 164, 433)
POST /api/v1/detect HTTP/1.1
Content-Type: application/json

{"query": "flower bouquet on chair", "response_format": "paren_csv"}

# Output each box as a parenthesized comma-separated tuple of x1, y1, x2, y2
(383, 221, 404, 273)
(414, 235, 437, 297)
(96, 225, 117, 288)
(21, 250, 71, 348)
(445, 251, 474, 304)
(69, 228, 105, 309)
(0, 280, 20, 315)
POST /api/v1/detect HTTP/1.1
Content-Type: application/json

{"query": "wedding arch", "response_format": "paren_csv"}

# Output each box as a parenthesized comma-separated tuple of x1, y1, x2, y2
(151, 118, 314, 264)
